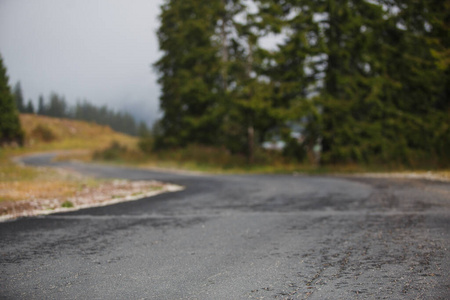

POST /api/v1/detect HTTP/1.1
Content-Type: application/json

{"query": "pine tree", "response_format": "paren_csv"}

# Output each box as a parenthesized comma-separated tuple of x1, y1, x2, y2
(373, 0, 450, 165)
(70, 100, 140, 136)
(154, 0, 224, 148)
(151, 0, 448, 166)
(427, 0, 450, 163)
(0, 55, 24, 146)
(315, 0, 386, 164)
(154, 0, 281, 161)
(25, 99, 35, 114)
(13, 81, 25, 113)
(224, 6, 276, 162)
(46, 93, 67, 118)
(37, 95, 45, 115)
(256, 0, 322, 159)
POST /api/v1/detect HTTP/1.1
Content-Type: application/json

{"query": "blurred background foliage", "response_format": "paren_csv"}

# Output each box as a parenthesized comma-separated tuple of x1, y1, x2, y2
(152, 0, 449, 168)
(1, 0, 448, 170)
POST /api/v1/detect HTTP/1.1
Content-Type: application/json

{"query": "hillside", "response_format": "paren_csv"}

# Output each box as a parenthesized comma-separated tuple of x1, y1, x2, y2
(0, 114, 142, 220)
(19, 114, 137, 152)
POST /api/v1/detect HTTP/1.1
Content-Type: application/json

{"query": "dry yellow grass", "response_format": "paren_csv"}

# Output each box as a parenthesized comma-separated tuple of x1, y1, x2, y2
(0, 177, 81, 202)
(0, 156, 101, 208)
(1, 114, 138, 207)
(435, 171, 450, 180)
(19, 114, 137, 151)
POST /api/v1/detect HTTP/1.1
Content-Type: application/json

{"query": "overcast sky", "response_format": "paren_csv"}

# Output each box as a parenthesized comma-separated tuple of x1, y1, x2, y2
(0, 0, 164, 125)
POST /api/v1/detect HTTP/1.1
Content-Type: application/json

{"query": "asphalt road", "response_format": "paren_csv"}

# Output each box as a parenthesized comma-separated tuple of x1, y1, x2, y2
(1, 154, 449, 299)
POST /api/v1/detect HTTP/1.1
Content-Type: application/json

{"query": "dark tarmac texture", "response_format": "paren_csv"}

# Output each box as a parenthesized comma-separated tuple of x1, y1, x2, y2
(1, 154, 449, 299)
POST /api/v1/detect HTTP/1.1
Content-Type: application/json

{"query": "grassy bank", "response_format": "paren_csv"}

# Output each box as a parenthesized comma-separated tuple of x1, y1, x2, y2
(0, 150, 100, 203)
(92, 141, 450, 179)
(12, 114, 446, 177)
(18, 114, 137, 152)
(3, 114, 448, 212)
(0, 114, 137, 206)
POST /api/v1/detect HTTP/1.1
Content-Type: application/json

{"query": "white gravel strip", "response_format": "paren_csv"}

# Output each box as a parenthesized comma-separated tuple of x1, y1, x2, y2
(353, 172, 450, 182)
(0, 181, 184, 222)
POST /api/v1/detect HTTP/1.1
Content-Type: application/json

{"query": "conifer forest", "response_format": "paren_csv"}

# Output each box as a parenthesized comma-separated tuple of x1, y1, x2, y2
(10, 81, 146, 137)
(153, 0, 449, 166)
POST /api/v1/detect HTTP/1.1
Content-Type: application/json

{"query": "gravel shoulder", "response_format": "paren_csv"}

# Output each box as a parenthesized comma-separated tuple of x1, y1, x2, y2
(349, 171, 450, 182)
(1, 153, 183, 222)
(0, 176, 183, 222)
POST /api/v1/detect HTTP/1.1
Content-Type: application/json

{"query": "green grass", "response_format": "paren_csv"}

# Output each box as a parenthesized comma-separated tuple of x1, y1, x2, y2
(61, 200, 74, 208)
(91, 142, 450, 178)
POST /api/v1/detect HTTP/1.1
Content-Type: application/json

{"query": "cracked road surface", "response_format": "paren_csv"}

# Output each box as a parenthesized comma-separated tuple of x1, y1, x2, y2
(1, 154, 449, 299)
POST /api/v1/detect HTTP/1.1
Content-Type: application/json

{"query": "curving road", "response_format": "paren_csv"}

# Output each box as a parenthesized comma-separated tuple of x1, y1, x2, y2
(1, 154, 449, 299)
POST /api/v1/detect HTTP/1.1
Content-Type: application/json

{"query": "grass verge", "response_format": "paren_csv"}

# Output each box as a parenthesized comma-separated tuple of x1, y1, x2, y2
(3, 113, 448, 218)
(92, 143, 450, 179)
(0, 150, 104, 203)
(0, 114, 138, 217)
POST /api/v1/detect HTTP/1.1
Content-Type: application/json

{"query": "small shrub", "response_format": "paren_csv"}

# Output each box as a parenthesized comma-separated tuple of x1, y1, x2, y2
(31, 124, 56, 142)
(61, 200, 74, 208)
(94, 141, 127, 161)
(138, 136, 154, 153)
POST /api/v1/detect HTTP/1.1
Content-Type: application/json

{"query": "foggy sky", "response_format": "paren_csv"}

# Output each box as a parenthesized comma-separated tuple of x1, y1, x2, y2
(0, 0, 164, 125)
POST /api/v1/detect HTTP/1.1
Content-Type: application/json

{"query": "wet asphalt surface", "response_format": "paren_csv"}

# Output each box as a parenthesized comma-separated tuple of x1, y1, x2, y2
(1, 153, 449, 299)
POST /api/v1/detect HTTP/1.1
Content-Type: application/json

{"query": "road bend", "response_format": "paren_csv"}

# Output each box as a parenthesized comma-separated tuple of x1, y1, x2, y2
(1, 153, 449, 299)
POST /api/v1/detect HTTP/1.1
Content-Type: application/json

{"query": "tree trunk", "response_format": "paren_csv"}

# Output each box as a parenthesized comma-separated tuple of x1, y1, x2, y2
(247, 124, 254, 164)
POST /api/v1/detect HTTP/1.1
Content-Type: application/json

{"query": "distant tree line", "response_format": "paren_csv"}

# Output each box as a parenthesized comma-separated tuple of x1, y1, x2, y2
(154, 0, 449, 166)
(12, 83, 148, 137)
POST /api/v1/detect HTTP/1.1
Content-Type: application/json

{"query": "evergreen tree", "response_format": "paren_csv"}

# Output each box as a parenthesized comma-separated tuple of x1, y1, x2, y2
(277, 0, 448, 165)
(37, 95, 45, 115)
(357, 0, 450, 165)
(154, 0, 224, 148)
(151, 0, 448, 166)
(256, 0, 323, 157)
(13, 81, 25, 113)
(46, 92, 68, 118)
(224, 6, 276, 162)
(317, 0, 387, 164)
(71, 100, 140, 136)
(154, 0, 277, 161)
(0, 55, 24, 146)
(25, 99, 35, 114)
(427, 0, 450, 161)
